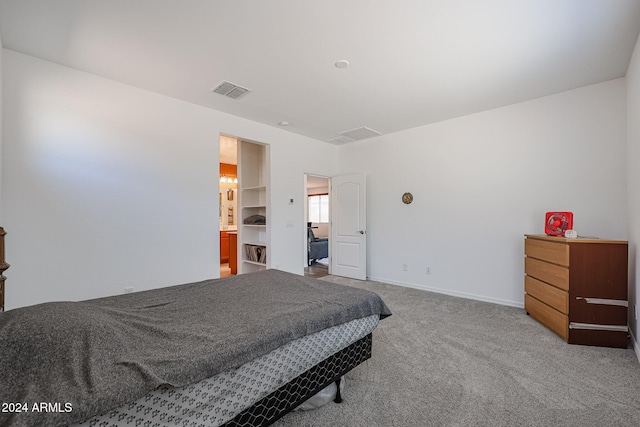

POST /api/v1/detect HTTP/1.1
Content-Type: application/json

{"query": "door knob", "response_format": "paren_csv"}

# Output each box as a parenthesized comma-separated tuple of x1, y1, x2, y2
(358, 230, 365, 234)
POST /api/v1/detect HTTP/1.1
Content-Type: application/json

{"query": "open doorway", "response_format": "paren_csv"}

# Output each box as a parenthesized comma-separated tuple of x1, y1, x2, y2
(220, 134, 270, 277)
(304, 174, 330, 278)
(219, 135, 238, 278)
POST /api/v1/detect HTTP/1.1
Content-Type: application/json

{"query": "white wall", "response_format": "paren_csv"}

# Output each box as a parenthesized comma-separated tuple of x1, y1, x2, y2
(0, 34, 3, 222)
(626, 32, 640, 358)
(337, 79, 628, 307)
(2, 46, 632, 315)
(2, 49, 337, 309)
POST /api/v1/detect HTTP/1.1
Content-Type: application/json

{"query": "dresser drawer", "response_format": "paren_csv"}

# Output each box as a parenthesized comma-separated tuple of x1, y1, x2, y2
(524, 257, 569, 291)
(525, 294, 568, 340)
(525, 238, 569, 266)
(525, 275, 568, 314)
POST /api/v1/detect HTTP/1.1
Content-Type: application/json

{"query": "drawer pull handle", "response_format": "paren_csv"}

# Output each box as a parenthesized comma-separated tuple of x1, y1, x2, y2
(569, 322, 628, 332)
(575, 297, 628, 307)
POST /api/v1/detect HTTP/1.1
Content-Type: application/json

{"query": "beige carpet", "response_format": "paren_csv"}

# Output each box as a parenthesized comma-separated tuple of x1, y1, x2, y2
(273, 276, 640, 427)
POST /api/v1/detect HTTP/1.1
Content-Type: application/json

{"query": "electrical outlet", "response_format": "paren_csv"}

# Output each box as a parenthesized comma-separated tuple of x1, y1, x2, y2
(426, 266, 432, 274)
(124, 287, 134, 294)
(402, 264, 408, 272)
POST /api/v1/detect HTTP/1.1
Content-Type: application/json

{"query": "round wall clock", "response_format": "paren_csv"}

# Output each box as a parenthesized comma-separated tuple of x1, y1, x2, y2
(402, 192, 413, 204)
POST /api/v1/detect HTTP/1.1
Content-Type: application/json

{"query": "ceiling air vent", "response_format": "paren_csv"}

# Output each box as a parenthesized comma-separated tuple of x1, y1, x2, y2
(211, 81, 252, 99)
(338, 126, 382, 141)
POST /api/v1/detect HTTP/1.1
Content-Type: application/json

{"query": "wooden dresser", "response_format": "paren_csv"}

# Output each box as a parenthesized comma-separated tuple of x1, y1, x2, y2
(524, 234, 628, 348)
(0, 227, 8, 312)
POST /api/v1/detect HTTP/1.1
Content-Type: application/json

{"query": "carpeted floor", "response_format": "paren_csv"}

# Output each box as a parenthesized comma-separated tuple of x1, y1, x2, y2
(273, 276, 640, 427)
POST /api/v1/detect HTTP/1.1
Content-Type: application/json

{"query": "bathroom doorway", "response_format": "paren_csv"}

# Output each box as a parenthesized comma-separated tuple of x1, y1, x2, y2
(219, 135, 238, 277)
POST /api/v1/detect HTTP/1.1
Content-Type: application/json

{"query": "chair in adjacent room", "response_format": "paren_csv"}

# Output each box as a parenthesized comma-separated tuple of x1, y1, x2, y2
(307, 226, 328, 265)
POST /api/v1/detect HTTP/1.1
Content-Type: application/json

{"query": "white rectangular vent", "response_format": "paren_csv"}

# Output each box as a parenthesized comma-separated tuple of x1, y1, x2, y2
(211, 81, 252, 99)
(338, 126, 382, 141)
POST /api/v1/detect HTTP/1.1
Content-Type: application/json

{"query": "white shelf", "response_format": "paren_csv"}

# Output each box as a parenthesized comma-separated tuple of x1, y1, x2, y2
(243, 240, 266, 246)
(239, 140, 269, 274)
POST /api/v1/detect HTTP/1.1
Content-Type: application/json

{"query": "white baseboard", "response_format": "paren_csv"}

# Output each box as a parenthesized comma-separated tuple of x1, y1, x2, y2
(366, 276, 523, 308)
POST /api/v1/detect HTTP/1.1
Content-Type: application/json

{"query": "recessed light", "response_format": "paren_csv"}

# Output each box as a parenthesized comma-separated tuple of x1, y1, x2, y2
(335, 60, 350, 69)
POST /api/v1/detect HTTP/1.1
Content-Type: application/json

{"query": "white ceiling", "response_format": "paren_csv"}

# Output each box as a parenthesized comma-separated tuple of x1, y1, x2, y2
(1, 1, 640, 144)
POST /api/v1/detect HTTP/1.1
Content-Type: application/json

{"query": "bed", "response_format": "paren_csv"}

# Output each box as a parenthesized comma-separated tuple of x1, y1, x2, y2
(0, 268, 391, 427)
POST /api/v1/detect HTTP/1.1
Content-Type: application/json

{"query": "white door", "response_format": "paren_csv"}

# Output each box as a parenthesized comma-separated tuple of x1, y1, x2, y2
(330, 173, 366, 280)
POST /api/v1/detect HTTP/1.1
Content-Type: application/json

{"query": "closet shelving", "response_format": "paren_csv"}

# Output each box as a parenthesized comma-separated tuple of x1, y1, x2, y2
(238, 141, 269, 273)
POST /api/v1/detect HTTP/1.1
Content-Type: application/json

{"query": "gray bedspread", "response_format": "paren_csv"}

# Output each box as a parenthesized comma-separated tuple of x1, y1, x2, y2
(0, 269, 390, 427)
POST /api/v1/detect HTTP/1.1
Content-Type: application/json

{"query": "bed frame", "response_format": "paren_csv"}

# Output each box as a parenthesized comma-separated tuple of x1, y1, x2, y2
(0, 227, 8, 312)
(2, 261, 387, 427)
(74, 326, 374, 427)
(223, 333, 372, 427)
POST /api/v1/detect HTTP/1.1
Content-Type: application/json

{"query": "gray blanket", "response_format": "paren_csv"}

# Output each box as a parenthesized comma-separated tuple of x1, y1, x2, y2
(0, 269, 390, 426)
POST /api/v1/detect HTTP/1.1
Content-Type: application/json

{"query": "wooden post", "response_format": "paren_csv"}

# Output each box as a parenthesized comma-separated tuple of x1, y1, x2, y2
(0, 227, 9, 312)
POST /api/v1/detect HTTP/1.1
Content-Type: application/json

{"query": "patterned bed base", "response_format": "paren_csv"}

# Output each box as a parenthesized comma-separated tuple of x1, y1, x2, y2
(223, 333, 373, 427)
(77, 316, 377, 427)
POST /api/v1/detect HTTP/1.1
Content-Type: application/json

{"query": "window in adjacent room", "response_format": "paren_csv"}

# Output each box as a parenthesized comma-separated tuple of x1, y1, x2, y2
(308, 194, 329, 223)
